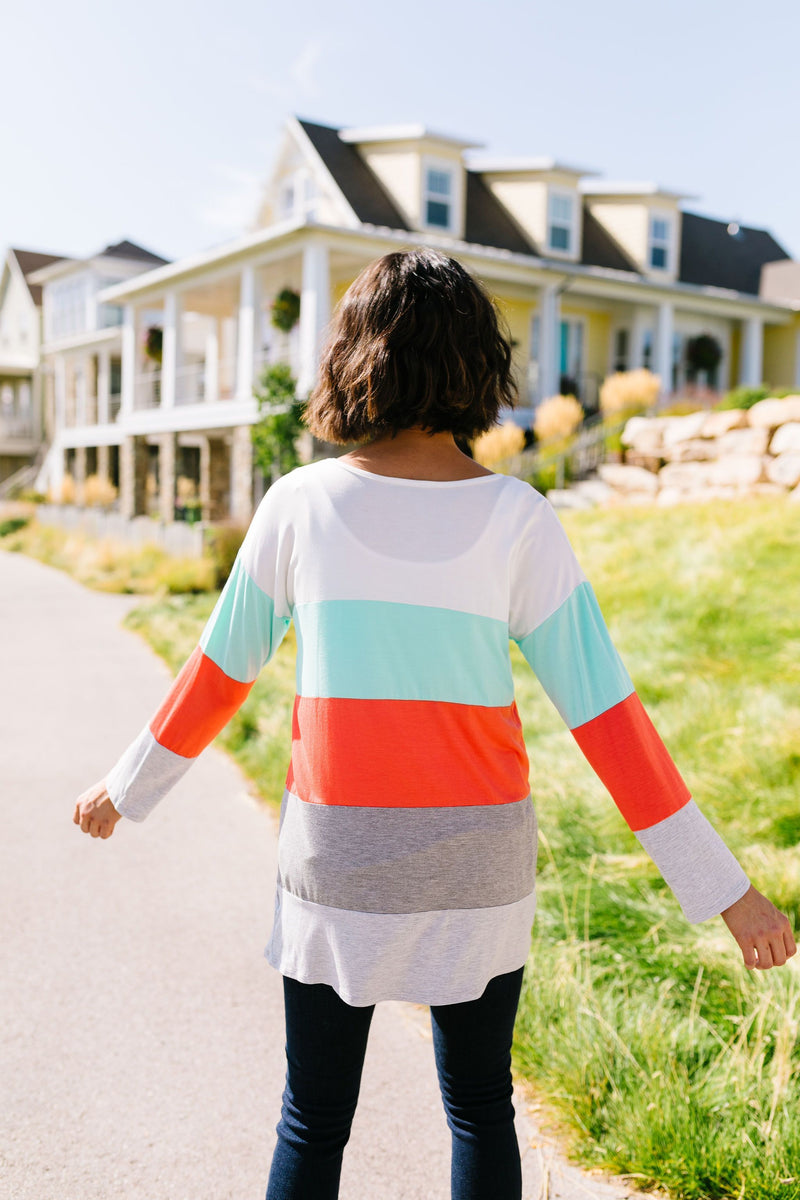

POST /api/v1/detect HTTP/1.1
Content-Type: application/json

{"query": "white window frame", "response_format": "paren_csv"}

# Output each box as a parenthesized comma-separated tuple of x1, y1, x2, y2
(421, 157, 460, 234)
(648, 210, 673, 272)
(547, 188, 577, 256)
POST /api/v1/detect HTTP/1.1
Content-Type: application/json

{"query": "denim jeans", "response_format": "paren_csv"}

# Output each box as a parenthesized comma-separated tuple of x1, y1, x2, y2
(265, 966, 524, 1200)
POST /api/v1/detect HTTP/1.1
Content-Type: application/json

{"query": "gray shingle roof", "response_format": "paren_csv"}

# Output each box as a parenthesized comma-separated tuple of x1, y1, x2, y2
(464, 171, 536, 255)
(99, 239, 170, 266)
(579, 206, 638, 273)
(10, 248, 68, 306)
(678, 212, 789, 295)
(298, 119, 411, 229)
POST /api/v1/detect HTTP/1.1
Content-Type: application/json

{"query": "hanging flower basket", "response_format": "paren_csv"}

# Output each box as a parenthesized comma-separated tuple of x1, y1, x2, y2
(144, 326, 163, 365)
(271, 288, 301, 333)
(685, 333, 722, 379)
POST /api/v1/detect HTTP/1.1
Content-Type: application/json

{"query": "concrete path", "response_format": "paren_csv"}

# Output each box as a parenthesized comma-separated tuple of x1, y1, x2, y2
(0, 550, 647, 1200)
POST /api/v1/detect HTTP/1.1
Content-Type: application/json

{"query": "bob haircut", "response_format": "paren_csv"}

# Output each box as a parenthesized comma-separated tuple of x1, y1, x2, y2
(304, 248, 518, 444)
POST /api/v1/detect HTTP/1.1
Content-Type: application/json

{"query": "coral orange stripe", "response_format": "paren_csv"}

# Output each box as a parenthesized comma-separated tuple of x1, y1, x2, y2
(286, 696, 531, 809)
(150, 646, 253, 758)
(571, 692, 690, 831)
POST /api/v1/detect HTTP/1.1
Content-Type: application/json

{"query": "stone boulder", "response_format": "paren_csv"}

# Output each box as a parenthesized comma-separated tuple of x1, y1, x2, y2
(706, 454, 767, 488)
(717, 427, 771, 456)
(660, 412, 709, 449)
(765, 452, 800, 489)
(770, 422, 800, 455)
(662, 439, 719, 463)
(700, 409, 749, 437)
(658, 462, 712, 491)
(748, 396, 800, 428)
(597, 463, 660, 495)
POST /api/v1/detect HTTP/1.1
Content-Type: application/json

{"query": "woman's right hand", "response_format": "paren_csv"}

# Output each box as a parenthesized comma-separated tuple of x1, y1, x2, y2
(720, 885, 796, 969)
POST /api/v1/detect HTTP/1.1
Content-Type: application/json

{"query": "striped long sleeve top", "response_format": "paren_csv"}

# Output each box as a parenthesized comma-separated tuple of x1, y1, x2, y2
(106, 457, 750, 1006)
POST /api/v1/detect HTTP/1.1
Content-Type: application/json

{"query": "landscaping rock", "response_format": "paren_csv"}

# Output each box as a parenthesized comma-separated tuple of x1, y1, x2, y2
(700, 409, 749, 437)
(765, 452, 800, 489)
(752, 483, 788, 497)
(597, 463, 660, 494)
(706, 454, 767, 488)
(747, 396, 800, 428)
(660, 412, 709, 448)
(621, 416, 663, 448)
(572, 479, 615, 505)
(662, 438, 718, 463)
(717, 427, 771, 456)
(546, 488, 596, 510)
(770, 422, 800, 454)
(789, 483, 800, 504)
(658, 462, 711, 491)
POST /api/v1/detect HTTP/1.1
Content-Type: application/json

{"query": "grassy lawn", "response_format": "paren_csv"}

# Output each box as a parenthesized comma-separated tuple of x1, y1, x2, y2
(10, 497, 800, 1197)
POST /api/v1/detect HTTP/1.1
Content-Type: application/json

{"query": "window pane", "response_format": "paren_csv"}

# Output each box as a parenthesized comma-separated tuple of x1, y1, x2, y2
(427, 169, 451, 197)
(559, 321, 569, 375)
(551, 193, 573, 222)
(650, 245, 667, 269)
(651, 217, 669, 241)
(426, 199, 451, 228)
(549, 225, 570, 251)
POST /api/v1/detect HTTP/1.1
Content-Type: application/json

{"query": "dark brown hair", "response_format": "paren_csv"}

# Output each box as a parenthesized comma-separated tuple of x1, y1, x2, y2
(305, 248, 517, 443)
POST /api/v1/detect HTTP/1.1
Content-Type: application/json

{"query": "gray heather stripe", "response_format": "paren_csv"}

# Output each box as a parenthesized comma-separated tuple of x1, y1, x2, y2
(106, 726, 194, 822)
(634, 798, 750, 924)
(265, 886, 538, 1007)
(277, 790, 537, 914)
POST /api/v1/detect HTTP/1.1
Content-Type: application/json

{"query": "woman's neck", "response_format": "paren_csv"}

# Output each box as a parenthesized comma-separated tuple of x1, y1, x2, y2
(340, 429, 493, 481)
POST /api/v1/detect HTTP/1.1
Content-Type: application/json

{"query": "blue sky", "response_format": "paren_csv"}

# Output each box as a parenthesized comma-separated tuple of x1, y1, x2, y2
(2, 0, 799, 264)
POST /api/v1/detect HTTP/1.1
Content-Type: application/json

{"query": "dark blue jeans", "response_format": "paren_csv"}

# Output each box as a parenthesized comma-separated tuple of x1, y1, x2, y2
(265, 967, 524, 1200)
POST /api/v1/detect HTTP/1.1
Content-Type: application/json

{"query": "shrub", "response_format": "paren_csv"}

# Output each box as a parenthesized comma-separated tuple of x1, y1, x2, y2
(534, 394, 583, 442)
(472, 421, 526, 467)
(716, 384, 770, 411)
(599, 369, 661, 417)
(155, 556, 217, 595)
(84, 474, 118, 508)
(59, 474, 76, 505)
(205, 523, 247, 588)
(251, 363, 305, 481)
(0, 516, 30, 538)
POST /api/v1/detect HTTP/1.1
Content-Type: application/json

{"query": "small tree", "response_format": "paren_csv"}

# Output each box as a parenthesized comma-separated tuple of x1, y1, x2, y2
(250, 363, 305, 481)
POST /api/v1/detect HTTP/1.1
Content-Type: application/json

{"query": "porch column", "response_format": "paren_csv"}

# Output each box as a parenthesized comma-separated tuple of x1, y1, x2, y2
(204, 317, 219, 403)
(230, 425, 254, 522)
(630, 307, 650, 370)
(161, 290, 179, 409)
(120, 435, 148, 518)
(158, 432, 176, 523)
(739, 315, 764, 386)
(97, 444, 110, 483)
(199, 436, 211, 521)
(74, 446, 87, 505)
(298, 240, 331, 398)
(54, 357, 67, 432)
(98, 348, 111, 424)
(537, 283, 561, 401)
(236, 265, 258, 402)
(654, 301, 674, 399)
(121, 304, 136, 415)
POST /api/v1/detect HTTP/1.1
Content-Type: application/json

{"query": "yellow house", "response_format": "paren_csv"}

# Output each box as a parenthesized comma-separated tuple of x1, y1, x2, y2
(28, 115, 800, 519)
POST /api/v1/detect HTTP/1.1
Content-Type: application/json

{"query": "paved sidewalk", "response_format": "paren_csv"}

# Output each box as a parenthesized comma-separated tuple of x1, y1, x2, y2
(0, 550, 645, 1200)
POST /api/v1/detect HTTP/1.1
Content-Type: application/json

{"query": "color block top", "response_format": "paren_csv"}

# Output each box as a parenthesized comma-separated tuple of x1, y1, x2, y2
(106, 458, 750, 1006)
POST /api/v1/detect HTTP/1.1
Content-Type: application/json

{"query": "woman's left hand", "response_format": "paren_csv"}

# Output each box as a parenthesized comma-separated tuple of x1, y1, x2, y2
(73, 781, 123, 839)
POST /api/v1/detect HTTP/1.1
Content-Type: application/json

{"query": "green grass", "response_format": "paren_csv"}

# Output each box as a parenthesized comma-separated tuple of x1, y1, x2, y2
(125, 497, 800, 1199)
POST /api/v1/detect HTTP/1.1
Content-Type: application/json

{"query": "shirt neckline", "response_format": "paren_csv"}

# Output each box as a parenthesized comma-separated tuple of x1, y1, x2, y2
(329, 457, 502, 489)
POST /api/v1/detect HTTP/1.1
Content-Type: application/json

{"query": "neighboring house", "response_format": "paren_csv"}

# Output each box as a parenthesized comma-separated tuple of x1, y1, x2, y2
(28, 239, 170, 504)
(35, 115, 800, 521)
(0, 248, 65, 486)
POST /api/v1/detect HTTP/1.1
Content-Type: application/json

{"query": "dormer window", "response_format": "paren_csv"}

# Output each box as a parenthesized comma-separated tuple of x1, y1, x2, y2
(423, 164, 454, 230)
(649, 213, 672, 270)
(547, 189, 576, 253)
(278, 171, 318, 221)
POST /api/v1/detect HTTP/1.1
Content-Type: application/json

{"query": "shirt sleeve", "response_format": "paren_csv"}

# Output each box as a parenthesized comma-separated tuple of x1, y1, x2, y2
(509, 492, 750, 924)
(106, 483, 295, 822)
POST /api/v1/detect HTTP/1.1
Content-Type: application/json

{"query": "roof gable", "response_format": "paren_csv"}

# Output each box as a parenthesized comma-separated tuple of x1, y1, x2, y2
(579, 206, 639, 273)
(98, 239, 170, 266)
(297, 119, 410, 230)
(10, 248, 68, 305)
(464, 172, 536, 255)
(679, 212, 790, 295)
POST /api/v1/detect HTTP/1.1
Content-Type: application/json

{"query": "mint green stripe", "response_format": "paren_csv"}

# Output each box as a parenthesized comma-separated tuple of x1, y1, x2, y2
(515, 581, 634, 729)
(200, 558, 290, 683)
(294, 599, 513, 705)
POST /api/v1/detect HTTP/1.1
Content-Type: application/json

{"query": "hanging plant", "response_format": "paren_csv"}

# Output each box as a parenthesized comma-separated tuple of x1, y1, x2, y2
(144, 326, 163, 365)
(685, 333, 722, 379)
(271, 288, 301, 333)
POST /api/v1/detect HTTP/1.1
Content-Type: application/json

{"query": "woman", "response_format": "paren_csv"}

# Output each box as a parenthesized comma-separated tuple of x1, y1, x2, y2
(74, 248, 795, 1200)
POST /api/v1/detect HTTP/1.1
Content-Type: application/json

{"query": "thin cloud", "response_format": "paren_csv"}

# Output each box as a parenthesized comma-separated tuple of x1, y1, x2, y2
(248, 37, 324, 104)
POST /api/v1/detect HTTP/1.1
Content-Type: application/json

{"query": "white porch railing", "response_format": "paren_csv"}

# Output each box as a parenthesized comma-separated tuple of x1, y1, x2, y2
(134, 369, 162, 410)
(0, 414, 36, 440)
